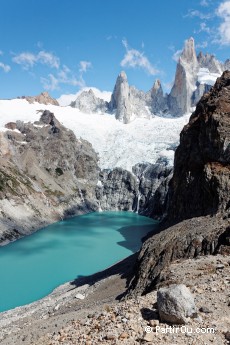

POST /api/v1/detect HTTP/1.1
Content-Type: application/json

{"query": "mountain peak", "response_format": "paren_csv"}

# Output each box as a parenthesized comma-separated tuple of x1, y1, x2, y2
(180, 37, 197, 64)
(18, 92, 59, 106)
(119, 71, 128, 81)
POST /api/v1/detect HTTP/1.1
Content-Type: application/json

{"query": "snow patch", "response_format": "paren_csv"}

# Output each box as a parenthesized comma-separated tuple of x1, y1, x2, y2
(0, 99, 190, 171)
(197, 68, 221, 86)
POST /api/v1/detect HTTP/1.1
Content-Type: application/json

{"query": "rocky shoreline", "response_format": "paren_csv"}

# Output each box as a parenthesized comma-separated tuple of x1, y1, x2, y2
(0, 253, 229, 345)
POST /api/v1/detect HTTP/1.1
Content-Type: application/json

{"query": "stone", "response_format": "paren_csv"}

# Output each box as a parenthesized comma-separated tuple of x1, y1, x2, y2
(119, 332, 129, 339)
(224, 331, 230, 342)
(142, 331, 154, 342)
(157, 284, 197, 324)
(199, 306, 212, 313)
(75, 293, 85, 300)
(216, 264, 225, 270)
(149, 319, 159, 327)
(105, 333, 116, 340)
(5, 122, 17, 130)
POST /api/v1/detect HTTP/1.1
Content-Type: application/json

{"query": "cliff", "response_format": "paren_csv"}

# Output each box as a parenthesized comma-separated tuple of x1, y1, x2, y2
(128, 71, 230, 296)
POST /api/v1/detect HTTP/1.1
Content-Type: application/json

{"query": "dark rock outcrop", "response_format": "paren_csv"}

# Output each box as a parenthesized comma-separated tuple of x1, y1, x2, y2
(169, 70, 230, 222)
(128, 71, 230, 296)
(96, 161, 172, 219)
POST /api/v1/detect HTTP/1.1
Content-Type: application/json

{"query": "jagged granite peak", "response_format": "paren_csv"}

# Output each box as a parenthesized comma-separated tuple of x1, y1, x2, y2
(109, 71, 132, 123)
(18, 91, 59, 106)
(70, 38, 227, 123)
(146, 79, 168, 115)
(168, 37, 199, 116)
(197, 51, 223, 74)
(180, 37, 197, 65)
(71, 89, 109, 114)
(109, 71, 150, 123)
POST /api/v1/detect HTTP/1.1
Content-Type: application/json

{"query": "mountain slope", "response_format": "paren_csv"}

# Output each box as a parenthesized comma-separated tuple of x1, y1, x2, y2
(0, 110, 99, 244)
(128, 71, 230, 296)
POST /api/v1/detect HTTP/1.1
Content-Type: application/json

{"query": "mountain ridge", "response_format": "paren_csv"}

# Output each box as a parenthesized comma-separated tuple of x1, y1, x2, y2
(70, 37, 229, 123)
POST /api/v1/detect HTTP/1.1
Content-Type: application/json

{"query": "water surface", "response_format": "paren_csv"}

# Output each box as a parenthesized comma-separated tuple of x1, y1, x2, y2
(0, 211, 158, 312)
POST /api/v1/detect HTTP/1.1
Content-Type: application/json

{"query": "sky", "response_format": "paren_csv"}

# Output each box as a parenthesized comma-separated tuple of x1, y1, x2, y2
(0, 0, 230, 100)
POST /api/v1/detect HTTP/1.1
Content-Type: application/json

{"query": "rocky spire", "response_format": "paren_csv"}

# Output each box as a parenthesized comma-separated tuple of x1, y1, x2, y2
(168, 37, 198, 116)
(150, 79, 168, 114)
(180, 37, 197, 65)
(109, 71, 132, 124)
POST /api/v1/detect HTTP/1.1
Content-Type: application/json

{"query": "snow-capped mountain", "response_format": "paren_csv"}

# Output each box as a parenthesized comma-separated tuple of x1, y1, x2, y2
(70, 37, 229, 123)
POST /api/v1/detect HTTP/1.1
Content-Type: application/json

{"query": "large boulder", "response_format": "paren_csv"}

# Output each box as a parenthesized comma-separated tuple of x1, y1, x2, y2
(157, 284, 197, 324)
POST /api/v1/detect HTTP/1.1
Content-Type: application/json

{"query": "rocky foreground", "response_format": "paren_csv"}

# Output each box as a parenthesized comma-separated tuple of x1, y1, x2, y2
(0, 254, 229, 345)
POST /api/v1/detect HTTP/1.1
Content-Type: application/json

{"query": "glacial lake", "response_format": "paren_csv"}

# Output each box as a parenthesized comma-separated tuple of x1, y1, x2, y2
(0, 211, 158, 312)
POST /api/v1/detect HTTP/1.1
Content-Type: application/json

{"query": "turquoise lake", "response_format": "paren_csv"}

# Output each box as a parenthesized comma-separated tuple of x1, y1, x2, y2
(0, 211, 158, 312)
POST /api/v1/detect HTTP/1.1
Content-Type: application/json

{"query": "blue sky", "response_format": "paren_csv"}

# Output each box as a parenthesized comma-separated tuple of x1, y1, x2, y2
(0, 0, 230, 99)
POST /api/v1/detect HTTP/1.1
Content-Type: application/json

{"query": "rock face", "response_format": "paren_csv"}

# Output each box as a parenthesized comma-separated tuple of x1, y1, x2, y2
(19, 92, 59, 106)
(168, 70, 230, 222)
(128, 71, 230, 296)
(146, 79, 168, 115)
(70, 89, 108, 113)
(0, 110, 99, 244)
(109, 71, 150, 123)
(96, 161, 172, 218)
(157, 284, 197, 324)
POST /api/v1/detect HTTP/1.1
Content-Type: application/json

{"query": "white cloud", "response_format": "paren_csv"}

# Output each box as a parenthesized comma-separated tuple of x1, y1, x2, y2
(40, 65, 85, 91)
(196, 41, 208, 49)
(200, 0, 210, 7)
(12, 52, 37, 69)
(121, 39, 158, 75)
(172, 49, 183, 62)
(0, 62, 11, 73)
(185, 9, 212, 20)
(199, 22, 211, 33)
(40, 74, 59, 91)
(216, 1, 230, 45)
(79, 61, 92, 73)
(37, 51, 60, 69)
(12, 50, 60, 69)
(0, 50, 3, 56)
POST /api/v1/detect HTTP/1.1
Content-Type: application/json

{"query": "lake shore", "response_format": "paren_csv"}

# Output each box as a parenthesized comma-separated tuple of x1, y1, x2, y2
(0, 252, 138, 344)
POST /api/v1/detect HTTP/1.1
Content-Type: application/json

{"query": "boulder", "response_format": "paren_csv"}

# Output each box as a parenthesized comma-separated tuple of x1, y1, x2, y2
(157, 284, 197, 324)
